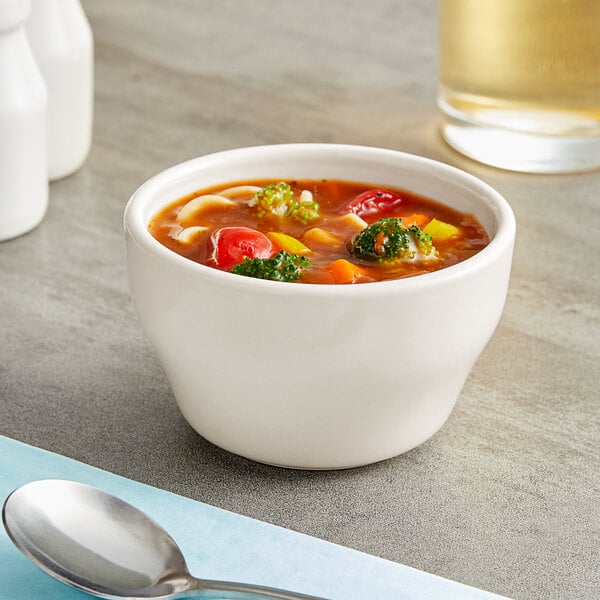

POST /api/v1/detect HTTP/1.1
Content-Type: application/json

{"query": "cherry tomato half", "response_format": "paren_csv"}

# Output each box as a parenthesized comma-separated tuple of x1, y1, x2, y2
(340, 189, 404, 219)
(210, 227, 275, 270)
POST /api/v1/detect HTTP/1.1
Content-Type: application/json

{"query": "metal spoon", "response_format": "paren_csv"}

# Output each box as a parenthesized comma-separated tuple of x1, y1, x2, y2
(2, 479, 326, 600)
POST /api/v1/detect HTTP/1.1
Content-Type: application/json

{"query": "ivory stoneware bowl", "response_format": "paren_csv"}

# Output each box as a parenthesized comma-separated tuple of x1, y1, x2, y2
(124, 144, 515, 469)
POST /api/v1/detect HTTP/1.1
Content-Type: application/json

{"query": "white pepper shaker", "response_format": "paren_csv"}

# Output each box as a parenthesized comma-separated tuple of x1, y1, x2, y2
(0, 0, 48, 241)
(25, 0, 93, 181)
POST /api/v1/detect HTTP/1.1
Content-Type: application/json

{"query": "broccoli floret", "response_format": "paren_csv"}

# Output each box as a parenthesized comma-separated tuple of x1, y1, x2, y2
(287, 191, 320, 224)
(407, 224, 435, 256)
(349, 218, 435, 262)
(230, 251, 311, 282)
(248, 182, 293, 218)
(248, 183, 320, 224)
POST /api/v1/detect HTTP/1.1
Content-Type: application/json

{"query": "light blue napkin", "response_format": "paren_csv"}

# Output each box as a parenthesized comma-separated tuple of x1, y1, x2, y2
(0, 436, 509, 599)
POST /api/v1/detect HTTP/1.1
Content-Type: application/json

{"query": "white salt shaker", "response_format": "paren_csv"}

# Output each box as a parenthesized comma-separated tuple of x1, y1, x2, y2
(0, 0, 48, 241)
(25, 0, 93, 181)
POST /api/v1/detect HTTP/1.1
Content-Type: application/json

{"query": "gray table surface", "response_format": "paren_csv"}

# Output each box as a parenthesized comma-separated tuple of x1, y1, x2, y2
(2, 1, 599, 599)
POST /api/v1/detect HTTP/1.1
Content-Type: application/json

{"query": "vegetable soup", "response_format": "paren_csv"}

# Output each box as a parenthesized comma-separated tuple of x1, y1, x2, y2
(149, 179, 490, 284)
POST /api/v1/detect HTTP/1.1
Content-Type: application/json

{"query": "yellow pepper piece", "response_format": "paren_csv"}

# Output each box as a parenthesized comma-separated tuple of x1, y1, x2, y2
(267, 232, 312, 255)
(422, 218, 459, 241)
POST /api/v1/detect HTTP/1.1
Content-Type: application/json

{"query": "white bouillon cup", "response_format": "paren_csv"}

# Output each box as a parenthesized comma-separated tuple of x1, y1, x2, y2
(124, 144, 515, 469)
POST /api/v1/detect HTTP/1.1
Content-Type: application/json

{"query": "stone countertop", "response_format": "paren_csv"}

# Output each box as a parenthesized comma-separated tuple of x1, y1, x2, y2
(1, 1, 598, 598)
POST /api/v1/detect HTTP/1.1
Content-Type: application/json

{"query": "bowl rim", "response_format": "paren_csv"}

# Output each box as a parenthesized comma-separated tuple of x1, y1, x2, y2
(124, 143, 516, 297)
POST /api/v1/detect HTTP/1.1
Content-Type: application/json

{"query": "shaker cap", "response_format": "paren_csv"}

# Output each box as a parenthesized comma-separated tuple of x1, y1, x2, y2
(0, 0, 30, 32)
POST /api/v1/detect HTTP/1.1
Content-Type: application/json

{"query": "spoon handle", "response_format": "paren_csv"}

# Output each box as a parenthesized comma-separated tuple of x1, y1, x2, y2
(184, 576, 328, 599)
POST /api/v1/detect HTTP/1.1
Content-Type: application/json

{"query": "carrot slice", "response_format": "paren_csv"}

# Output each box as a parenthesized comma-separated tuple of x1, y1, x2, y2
(325, 259, 366, 284)
(399, 213, 430, 228)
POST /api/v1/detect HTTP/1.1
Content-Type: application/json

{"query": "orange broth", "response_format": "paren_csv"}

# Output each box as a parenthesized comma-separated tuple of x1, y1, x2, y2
(148, 179, 490, 284)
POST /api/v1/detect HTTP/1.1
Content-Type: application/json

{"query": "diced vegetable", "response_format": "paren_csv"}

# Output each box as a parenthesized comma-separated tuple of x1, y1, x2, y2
(231, 251, 311, 282)
(349, 218, 435, 262)
(340, 189, 404, 219)
(210, 227, 274, 270)
(325, 259, 366, 284)
(303, 227, 342, 247)
(422, 218, 459, 241)
(267, 232, 311, 255)
(399, 213, 430, 229)
(248, 182, 320, 224)
(338, 213, 369, 233)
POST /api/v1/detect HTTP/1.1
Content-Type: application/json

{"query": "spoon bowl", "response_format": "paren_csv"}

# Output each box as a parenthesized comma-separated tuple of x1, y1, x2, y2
(2, 479, 324, 600)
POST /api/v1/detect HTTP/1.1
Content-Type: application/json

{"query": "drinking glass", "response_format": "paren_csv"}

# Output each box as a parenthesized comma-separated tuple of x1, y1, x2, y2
(438, 0, 600, 173)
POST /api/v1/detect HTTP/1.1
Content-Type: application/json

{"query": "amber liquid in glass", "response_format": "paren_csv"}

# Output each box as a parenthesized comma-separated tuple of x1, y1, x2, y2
(438, 0, 600, 172)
